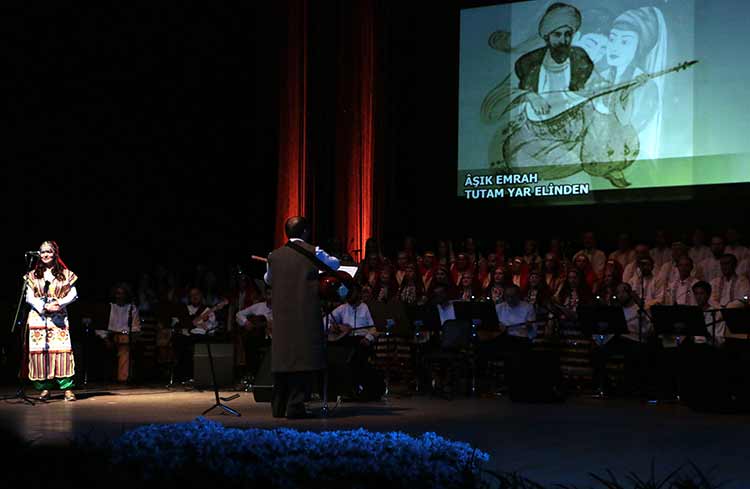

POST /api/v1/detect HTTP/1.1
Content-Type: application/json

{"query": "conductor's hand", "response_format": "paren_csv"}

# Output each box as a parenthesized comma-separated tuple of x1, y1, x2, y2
(360, 336, 372, 347)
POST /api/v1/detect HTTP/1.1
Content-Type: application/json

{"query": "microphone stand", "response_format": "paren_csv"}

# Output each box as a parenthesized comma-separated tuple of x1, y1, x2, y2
(635, 272, 655, 401)
(1, 254, 40, 405)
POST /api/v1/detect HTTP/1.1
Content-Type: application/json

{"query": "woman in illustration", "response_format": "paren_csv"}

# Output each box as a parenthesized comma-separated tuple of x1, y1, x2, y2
(591, 7, 667, 161)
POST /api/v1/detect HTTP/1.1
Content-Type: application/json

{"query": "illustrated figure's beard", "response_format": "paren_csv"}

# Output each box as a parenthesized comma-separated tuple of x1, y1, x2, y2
(550, 45, 571, 61)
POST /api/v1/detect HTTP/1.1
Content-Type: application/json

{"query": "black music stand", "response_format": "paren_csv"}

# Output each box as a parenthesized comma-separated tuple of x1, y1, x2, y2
(371, 301, 410, 399)
(157, 302, 189, 388)
(578, 305, 627, 399)
(722, 307, 750, 340)
(651, 305, 708, 342)
(408, 305, 441, 394)
(650, 305, 708, 402)
(453, 302, 498, 395)
(200, 338, 241, 417)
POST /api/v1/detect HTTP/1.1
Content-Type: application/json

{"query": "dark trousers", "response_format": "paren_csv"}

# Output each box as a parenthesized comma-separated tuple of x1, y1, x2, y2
(272, 371, 314, 418)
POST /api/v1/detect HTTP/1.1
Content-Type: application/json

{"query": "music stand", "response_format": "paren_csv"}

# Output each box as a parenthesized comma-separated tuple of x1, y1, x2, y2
(200, 338, 241, 417)
(722, 307, 750, 340)
(577, 305, 627, 399)
(76, 302, 107, 386)
(370, 301, 410, 399)
(453, 301, 499, 338)
(406, 305, 433, 394)
(650, 305, 708, 342)
(156, 302, 189, 388)
(650, 305, 708, 402)
(453, 302, 497, 395)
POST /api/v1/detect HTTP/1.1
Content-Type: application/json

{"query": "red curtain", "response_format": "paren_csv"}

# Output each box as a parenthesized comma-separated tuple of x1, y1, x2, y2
(334, 0, 377, 261)
(275, 0, 309, 247)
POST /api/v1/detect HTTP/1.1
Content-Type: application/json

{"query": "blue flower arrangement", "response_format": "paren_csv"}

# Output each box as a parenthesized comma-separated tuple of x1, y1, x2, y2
(112, 417, 489, 489)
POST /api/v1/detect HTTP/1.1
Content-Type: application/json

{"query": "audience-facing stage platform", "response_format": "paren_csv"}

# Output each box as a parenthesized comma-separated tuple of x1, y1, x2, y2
(1, 385, 748, 487)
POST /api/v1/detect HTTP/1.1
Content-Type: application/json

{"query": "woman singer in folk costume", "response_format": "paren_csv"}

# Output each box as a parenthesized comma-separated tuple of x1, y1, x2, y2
(25, 240, 79, 401)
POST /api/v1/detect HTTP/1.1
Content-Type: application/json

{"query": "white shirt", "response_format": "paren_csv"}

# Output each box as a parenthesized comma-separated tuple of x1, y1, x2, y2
(331, 302, 375, 340)
(264, 238, 340, 285)
(495, 301, 536, 338)
(437, 302, 456, 325)
(710, 274, 750, 307)
(108, 303, 142, 333)
(664, 276, 698, 306)
(236, 301, 272, 326)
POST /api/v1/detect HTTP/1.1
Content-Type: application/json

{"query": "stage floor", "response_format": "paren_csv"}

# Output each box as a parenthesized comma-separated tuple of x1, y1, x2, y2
(0, 384, 747, 487)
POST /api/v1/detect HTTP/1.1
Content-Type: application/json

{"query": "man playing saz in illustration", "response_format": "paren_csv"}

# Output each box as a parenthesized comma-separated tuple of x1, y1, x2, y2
(482, 3, 679, 188)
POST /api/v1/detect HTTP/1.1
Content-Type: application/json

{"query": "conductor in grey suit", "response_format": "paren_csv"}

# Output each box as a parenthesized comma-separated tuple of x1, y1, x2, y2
(264, 216, 340, 418)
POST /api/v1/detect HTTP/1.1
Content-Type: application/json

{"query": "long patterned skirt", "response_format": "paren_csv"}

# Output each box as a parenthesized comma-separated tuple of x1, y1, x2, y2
(27, 309, 76, 381)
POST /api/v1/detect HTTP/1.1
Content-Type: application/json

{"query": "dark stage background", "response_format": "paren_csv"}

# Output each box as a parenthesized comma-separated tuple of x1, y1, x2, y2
(1, 1, 748, 305)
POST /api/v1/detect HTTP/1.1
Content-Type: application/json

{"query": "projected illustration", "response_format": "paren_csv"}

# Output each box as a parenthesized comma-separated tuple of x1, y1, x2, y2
(459, 0, 750, 201)
(482, 3, 688, 188)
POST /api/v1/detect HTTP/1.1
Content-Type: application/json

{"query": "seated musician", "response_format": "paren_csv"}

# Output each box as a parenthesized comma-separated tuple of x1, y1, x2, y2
(330, 284, 376, 346)
(523, 270, 554, 335)
(235, 286, 273, 379)
(173, 287, 220, 382)
(591, 283, 654, 396)
(692, 281, 726, 346)
(478, 285, 536, 389)
(106, 283, 142, 383)
(495, 284, 537, 342)
(710, 253, 750, 308)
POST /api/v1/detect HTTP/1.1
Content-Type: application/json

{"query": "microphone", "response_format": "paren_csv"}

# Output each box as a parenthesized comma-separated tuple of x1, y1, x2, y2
(25, 250, 41, 256)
